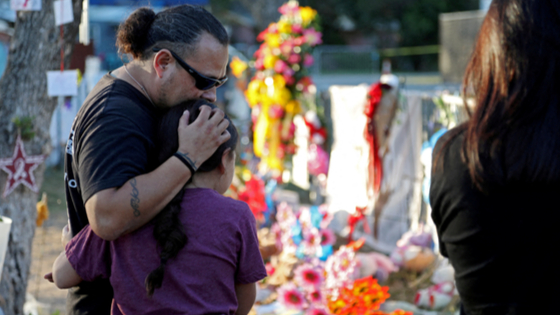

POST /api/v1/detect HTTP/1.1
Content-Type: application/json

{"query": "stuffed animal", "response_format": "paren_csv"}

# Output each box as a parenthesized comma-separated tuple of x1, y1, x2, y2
(390, 245, 436, 272)
(414, 281, 455, 310)
(355, 252, 398, 282)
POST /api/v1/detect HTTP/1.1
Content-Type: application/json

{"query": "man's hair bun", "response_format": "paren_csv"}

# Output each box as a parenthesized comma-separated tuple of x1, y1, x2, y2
(116, 7, 156, 58)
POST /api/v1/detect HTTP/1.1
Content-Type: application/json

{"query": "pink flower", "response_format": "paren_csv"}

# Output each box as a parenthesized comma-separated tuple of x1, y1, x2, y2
(254, 58, 265, 71)
(283, 74, 296, 86)
(294, 36, 305, 46)
(279, 3, 300, 16)
(294, 264, 323, 288)
(277, 144, 286, 159)
(274, 60, 288, 73)
(320, 228, 336, 246)
(303, 227, 322, 247)
(288, 53, 302, 64)
(265, 262, 275, 276)
(306, 307, 329, 315)
(269, 104, 284, 119)
(292, 24, 303, 34)
(307, 289, 324, 305)
(277, 284, 305, 310)
(303, 28, 323, 46)
(303, 54, 315, 67)
(276, 202, 297, 230)
(280, 40, 294, 57)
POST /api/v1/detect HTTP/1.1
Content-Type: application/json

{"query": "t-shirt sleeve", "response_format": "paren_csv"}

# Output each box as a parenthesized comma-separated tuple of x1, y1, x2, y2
(235, 203, 267, 284)
(66, 225, 112, 282)
(75, 104, 154, 203)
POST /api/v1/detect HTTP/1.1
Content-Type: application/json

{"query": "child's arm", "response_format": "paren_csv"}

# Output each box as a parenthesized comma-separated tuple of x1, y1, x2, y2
(52, 250, 83, 289)
(234, 282, 256, 315)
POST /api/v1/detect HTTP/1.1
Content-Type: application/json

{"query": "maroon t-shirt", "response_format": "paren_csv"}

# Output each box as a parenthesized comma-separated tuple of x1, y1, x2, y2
(66, 188, 267, 315)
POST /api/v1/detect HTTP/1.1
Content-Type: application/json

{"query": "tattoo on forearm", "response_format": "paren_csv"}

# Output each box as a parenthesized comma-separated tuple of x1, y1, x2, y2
(130, 178, 141, 217)
(178, 151, 197, 168)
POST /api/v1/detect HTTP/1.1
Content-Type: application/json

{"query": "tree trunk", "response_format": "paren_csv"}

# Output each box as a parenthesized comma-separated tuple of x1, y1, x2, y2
(238, 0, 287, 32)
(0, 0, 81, 313)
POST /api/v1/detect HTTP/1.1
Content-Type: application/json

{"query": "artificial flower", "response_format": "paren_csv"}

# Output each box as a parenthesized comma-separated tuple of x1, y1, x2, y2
(274, 59, 289, 73)
(277, 20, 293, 34)
(306, 307, 329, 315)
(264, 54, 279, 69)
(277, 284, 305, 310)
(303, 53, 315, 67)
(292, 23, 303, 34)
(265, 33, 282, 48)
(229, 56, 247, 78)
(269, 104, 285, 119)
(299, 6, 317, 27)
(320, 228, 336, 246)
(279, 2, 300, 16)
(303, 28, 323, 46)
(307, 289, 324, 305)
(294, 263, 323, 288)
(288, 53, 302, 64)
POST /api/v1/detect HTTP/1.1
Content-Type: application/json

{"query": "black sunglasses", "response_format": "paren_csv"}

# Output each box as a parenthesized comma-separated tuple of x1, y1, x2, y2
(152, 47, 228, 91)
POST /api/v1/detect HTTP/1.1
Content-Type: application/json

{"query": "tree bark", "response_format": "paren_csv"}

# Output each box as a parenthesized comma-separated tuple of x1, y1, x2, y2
(238, 0, 286, 32)
(0, 0, 81, 313)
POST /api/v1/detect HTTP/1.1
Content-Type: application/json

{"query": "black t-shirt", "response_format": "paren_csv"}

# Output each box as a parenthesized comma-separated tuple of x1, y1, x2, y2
(65, 73, 158, 236)
(64, 73, 159, 314)
(430, 128, 559, 314)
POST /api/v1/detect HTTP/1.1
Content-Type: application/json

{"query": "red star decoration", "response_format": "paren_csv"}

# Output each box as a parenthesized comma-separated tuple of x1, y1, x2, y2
(0, 135, 45, 198)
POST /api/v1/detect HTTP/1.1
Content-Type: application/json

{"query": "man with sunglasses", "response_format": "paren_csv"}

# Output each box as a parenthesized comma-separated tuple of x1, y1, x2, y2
(52, 5, 235, 315)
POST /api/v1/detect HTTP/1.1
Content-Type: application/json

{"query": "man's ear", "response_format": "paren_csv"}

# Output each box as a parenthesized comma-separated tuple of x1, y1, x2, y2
(153, 50, 173, 78)
(218, 148, 232, 174)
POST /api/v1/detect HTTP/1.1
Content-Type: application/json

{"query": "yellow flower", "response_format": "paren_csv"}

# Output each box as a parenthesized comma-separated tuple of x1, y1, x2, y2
(272, 87, 292, 105)
(264, 54, 279, 69)
(229, 56, 248, 79)
(272, 74, 286, 88)
(36, 192, 49, 227)
(265, 33, 281, 48)
(246, 80, 266, 107)
(285, 100, 301, 114)
(277, 20, 292, 34)
(299, 7, 317, 27)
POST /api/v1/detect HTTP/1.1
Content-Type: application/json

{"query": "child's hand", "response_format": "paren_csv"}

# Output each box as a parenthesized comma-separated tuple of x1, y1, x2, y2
(44, 272, 54, 283)
(61, 224, 71, 247)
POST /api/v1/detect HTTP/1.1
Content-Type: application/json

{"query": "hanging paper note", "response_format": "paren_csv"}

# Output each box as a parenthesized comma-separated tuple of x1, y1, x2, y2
(10, 0, 41, 11)
(47, 70, 78, 97)
(54, 0, 74, 26)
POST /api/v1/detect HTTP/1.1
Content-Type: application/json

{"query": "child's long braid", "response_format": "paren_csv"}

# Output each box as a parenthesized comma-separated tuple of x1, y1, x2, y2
(144, 188, 187, 296)
(144, 99, 238, 296)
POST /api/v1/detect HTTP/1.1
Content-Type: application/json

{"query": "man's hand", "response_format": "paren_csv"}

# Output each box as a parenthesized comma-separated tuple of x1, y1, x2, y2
(177, 105, 230, 168)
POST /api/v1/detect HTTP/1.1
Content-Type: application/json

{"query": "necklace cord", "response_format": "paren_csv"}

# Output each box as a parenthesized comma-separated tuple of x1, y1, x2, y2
(124, 65, 155, 106)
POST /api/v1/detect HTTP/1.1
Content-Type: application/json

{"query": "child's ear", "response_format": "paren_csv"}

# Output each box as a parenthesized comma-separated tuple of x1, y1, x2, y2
(218, 148, 231, 174)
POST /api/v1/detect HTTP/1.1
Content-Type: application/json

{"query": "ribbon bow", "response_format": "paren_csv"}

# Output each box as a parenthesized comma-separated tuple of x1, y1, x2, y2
(347, 206, 371, 243)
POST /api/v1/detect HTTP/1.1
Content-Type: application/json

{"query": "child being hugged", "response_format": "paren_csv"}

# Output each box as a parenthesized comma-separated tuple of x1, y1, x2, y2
(52, 99, 267, 315)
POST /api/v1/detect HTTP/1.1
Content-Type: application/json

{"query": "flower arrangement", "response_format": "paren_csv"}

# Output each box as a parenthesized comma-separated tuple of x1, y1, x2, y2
(327, 277, 390, 314)
(274, 202, 334, 260)
(237, 174, 267, 221)
(245, 1, 322, 172)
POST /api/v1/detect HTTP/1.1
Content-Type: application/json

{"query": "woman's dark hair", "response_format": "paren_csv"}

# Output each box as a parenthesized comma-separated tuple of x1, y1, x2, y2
(441, 0, 560, 191)
(144, 99, 238, 296)
(116, 5, 229, 60)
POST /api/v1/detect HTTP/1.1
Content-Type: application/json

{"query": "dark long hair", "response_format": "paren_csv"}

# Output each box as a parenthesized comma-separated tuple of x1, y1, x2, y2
(444, 0, 560, 191)
(116, 5, 229, 60)
(144, 99, 238, 296)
